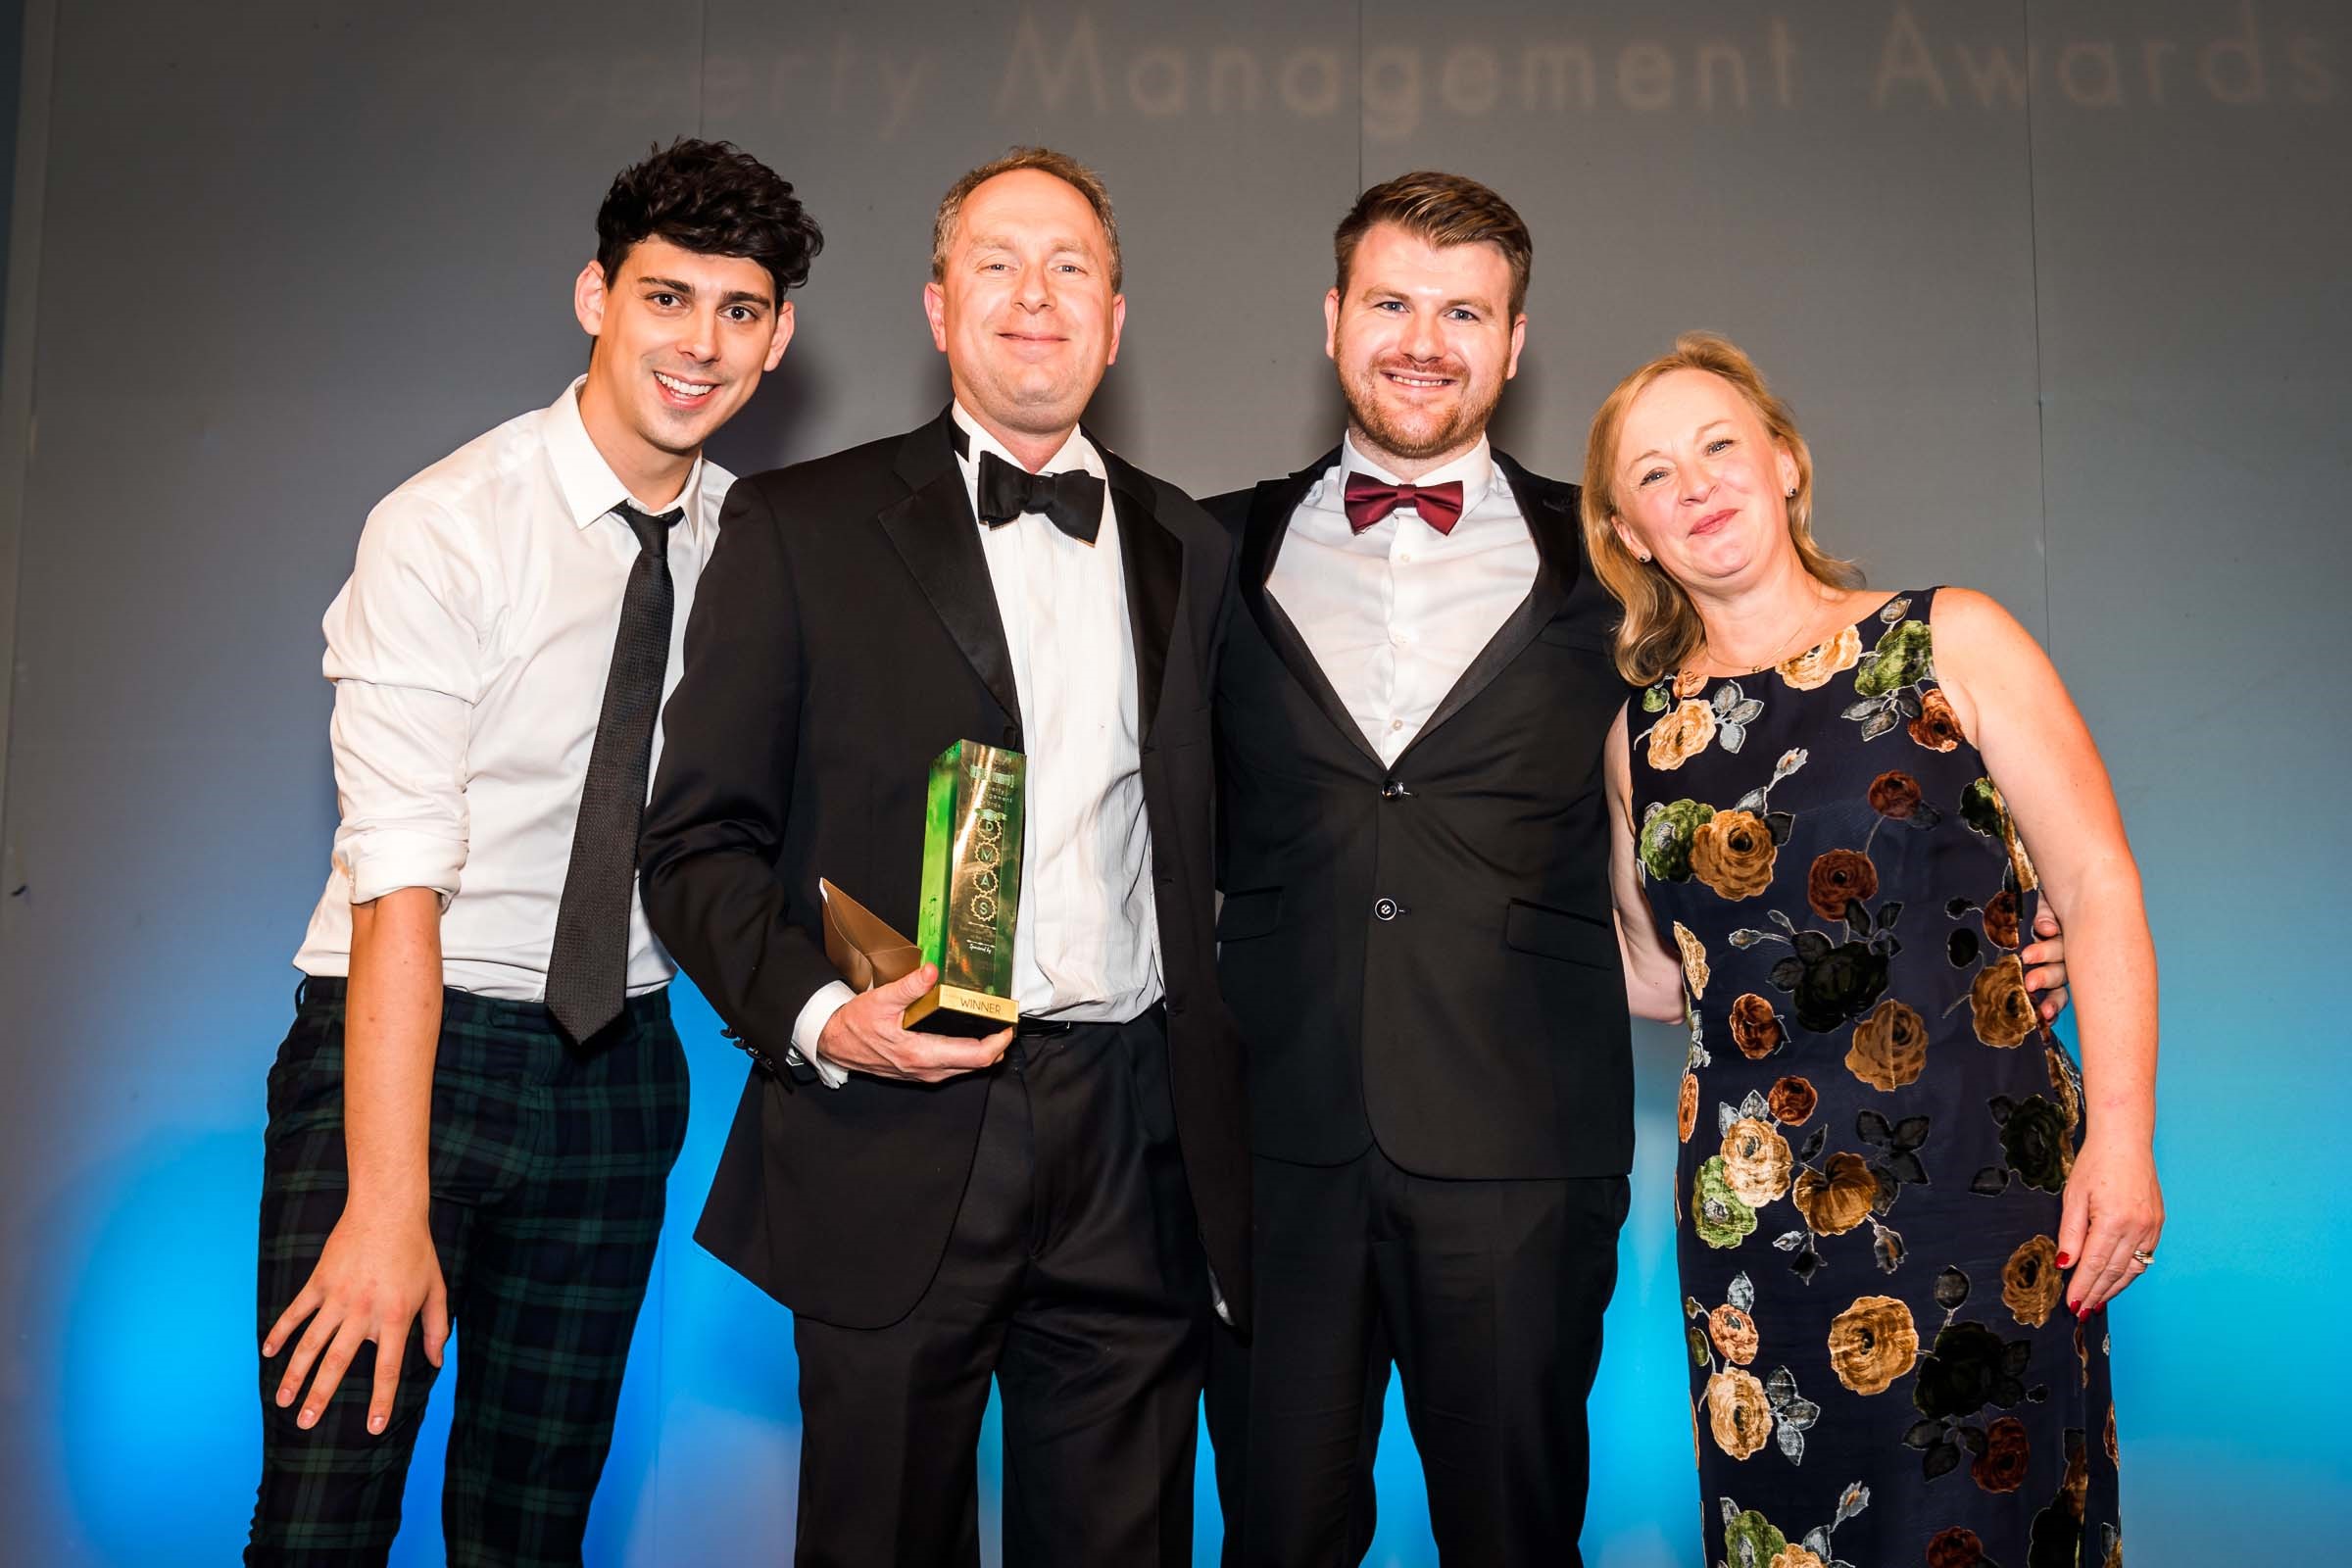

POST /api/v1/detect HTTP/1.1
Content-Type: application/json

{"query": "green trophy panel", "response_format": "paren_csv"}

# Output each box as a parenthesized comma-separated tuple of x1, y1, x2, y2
(906, 739, 1026, 1035)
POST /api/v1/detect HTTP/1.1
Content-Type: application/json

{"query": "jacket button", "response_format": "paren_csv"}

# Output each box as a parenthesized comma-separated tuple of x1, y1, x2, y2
(1380, 777, 1408, 800)
(1374, 897, 1399, 921)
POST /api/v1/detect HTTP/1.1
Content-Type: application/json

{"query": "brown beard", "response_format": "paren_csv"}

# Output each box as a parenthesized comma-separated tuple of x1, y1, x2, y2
(1340, 359, 1504, 465)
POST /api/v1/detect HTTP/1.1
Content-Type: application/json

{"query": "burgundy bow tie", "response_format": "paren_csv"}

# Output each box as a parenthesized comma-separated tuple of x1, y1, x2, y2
(1343, 472, 1465, 535)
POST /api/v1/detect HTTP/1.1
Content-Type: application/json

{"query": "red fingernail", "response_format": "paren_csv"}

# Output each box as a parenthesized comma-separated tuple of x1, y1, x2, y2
(2068, 1298, 2081, 1315)
(2055, 1252, 2072, 1267)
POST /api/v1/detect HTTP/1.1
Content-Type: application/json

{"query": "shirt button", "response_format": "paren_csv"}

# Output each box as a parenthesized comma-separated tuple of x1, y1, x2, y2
(1374, 897, 1399, 921)
(1398, 551, 1413, 564)
(1390, 718, 1404, 732)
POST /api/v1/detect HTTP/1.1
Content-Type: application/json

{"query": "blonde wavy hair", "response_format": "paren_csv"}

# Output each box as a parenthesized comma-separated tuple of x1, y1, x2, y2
(1580, 332, 1862, 686)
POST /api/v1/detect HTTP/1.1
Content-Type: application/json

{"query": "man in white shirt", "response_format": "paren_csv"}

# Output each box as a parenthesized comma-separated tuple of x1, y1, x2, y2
(250, 140, 819, 1566)
(640, 148, 1250, 1567)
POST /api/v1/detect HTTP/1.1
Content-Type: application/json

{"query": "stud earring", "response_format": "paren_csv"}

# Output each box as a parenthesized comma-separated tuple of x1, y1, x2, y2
(1785, 486, 1797, 499)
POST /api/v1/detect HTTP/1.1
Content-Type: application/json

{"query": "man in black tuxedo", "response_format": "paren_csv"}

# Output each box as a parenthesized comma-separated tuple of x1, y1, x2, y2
(1201, 172, 1633, 1567)
(641, 148, 1248, 1567)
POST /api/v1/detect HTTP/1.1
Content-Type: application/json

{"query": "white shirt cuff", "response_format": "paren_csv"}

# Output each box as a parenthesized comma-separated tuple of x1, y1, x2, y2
(333, 835, 464, 911)
(790, 980, 858, 1089)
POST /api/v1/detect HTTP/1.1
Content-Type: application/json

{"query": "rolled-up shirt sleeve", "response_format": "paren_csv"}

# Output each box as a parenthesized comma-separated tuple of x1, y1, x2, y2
(321, 493, 484, 908)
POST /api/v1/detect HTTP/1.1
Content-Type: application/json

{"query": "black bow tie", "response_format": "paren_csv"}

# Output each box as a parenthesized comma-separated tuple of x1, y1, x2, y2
(974, 447, 1104, 545)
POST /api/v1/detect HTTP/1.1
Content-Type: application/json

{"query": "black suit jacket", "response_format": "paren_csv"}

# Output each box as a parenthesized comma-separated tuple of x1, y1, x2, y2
(1207, 448, 1633, 1180)
(642, 410, 1250, 1331)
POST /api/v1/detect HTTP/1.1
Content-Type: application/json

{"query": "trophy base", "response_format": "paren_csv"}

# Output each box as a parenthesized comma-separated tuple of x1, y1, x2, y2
(901, 983, 1018, 1037)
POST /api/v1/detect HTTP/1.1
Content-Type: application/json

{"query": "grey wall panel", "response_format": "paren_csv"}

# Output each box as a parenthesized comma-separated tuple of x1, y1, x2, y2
(694, 0, 1361, 496)
(0, 2, 711, 1558)
(2026, 2, 2347, 1559)
(1, 1, 2344, 1562)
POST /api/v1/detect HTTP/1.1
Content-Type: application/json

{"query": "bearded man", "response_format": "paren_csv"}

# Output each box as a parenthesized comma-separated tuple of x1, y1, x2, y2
(1200, 170, 1630, 1567)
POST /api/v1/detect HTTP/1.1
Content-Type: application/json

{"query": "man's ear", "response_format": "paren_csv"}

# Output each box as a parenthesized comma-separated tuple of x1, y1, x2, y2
(1104, 293, 1126, 368)
(763, 300, 796, 371)
(574, 260, 609, 340)
(922, 280, 949, 352)
(1322, 288, 1341, 362)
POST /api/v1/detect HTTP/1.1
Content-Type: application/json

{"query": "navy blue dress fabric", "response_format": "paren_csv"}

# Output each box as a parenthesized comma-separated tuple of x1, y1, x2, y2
(1628, 589, 2121, 1568)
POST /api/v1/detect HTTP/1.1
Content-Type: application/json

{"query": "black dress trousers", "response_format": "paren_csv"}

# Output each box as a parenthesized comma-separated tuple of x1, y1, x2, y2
(791, 1009, 1208, 1568)
(1240, 1148, 1631, 1568)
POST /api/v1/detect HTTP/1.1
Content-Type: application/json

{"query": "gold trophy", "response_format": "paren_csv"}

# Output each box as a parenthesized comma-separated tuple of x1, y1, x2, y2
(819, 739, 1024, 1036)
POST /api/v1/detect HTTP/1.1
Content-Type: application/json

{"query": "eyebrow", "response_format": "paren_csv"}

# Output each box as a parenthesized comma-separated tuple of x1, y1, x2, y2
(638, 275, 773, 310)
(969, 234, 1096, 258)
(1624, 420, 1736, 471)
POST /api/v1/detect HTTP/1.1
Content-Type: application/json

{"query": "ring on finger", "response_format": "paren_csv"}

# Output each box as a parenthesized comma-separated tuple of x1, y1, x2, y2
(2130, 1248, 2155, 1266)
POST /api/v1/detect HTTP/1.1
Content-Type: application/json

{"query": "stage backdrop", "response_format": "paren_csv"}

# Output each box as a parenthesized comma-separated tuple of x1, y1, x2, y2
(1, 2, 2343, 1562)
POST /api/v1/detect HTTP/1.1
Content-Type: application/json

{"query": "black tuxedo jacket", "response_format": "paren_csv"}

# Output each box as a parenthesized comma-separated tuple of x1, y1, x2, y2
(1207, 449, 1633, 1180)
(642, 410, 1250, 1331)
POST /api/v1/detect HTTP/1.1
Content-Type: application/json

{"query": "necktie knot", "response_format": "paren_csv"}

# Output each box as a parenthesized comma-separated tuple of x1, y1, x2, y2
(1342, 472, 1465, 535)
(975, 448, 1104, 545)
(613, 501, 683, 556)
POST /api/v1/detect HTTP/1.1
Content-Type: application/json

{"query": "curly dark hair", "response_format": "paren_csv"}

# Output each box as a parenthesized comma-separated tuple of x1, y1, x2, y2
(595, 138, 823, 303)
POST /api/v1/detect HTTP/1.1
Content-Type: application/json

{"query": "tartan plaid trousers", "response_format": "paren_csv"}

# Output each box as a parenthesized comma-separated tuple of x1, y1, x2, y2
(246, 977, 689, 1567)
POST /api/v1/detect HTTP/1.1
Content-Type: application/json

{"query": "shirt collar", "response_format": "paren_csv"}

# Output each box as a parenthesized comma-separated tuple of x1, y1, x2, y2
(543, 375, 708, 533)
(1328, 431, 1495, 516)
(950, 398, 1103, 481)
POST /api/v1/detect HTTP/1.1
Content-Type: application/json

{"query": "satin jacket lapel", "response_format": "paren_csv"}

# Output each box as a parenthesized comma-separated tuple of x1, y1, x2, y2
(879, 410, 1023, 730)
(1240, 448, 1383, 768)
(1100, 449, 1181, 746)
(1406, 452, 1585, 753)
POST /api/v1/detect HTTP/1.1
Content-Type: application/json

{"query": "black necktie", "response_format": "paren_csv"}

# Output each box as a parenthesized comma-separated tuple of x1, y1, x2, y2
(975, 447, 1104, 544)
(546, 501, 681, 1044)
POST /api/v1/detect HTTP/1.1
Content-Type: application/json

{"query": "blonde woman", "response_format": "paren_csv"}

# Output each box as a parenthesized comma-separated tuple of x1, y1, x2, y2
(1591, 335, 2158, 1566)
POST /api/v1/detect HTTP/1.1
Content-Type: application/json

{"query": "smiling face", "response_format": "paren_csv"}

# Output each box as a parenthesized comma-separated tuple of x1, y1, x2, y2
(923, 169, 1124, 457)
(1325, 220, 1525, 476)
(573, 236, 793, 494)
(1607, 368, 1802, 592)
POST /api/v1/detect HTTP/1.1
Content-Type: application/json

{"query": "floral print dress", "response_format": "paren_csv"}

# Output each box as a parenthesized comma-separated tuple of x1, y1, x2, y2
(1631, 590, 2121, 1568)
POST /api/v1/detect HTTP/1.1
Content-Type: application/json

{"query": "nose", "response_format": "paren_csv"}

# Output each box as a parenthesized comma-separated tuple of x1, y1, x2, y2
(1400, 306, 1443, 362)
(1679, 459, 1715, 506)
(677, 304, 721, 363)
(1015, 263, 1052, 312)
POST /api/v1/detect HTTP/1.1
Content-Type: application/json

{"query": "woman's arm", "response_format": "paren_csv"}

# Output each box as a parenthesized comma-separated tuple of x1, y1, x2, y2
(1606, 706, 1689, 1022)
(1934, 588, 2164, 1315)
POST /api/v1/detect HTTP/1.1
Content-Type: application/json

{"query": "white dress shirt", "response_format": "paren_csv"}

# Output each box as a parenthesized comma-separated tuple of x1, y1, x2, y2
(791, 403, 1162, 1083)
(293, 377, 731, 1000)
(1265, 434, 1539, 765)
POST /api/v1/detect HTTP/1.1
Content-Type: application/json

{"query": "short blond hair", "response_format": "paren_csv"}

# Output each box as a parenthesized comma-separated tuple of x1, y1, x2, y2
(931, 147, 1121, 294)
(1581, 332, 1863, 686)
